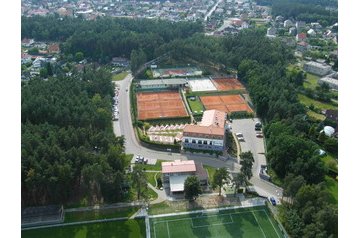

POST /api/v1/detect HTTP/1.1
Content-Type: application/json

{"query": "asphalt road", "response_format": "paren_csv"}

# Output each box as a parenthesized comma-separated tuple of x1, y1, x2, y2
(231, 118, 283, 202)
(113, 74, 282, 200)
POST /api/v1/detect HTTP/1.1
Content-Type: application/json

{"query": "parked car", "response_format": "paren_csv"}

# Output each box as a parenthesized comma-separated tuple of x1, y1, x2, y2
(256, 132, 263, 138)
(269, 197, 276, 206)
(236, 133, 243, 138)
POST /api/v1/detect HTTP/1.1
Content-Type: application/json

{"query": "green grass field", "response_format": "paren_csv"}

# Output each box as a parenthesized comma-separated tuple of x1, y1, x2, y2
(303, 73, 320, 89)
(187, 97, 205, 114)
(112, 71, 129, 81)
(65, 207, 140, 223)
(150, 206, 284, 238)
(306, 110, 326, 121)
(325, 176, 338, 204)
(22, 219, 146, 238)
(298, 94, 337, 111)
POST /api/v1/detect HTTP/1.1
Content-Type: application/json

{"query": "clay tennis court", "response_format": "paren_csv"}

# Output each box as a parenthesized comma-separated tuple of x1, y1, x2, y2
(200, 94, 253, 113)
(137, 91, 188, 120)
(211, 78, 244, 91)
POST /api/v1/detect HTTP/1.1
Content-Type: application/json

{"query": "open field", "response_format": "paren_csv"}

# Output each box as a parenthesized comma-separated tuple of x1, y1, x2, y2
(325, 176, 338, 204)
(137, 91, 188, 120)
(22, 219, 146, 238)
(187, 97, 205, 114)
(298, 94, 338, 111)
(150, 206, 284, 238)
(200, 94, 253, 114)
(112, 71, 129, 81)
(211, 77, 244, 91)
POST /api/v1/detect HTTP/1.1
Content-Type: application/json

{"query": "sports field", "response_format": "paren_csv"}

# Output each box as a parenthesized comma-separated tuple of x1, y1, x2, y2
(200, 94, 253, 114)
(150, 206, 284, 238)
(137, 91, 188, 120)
(211, 77, 244, 91)
(188, 78, 217, 92)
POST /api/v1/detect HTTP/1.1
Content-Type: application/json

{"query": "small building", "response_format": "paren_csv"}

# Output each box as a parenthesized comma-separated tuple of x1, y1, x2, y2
(21, 38, 34, 47)
(182, 110, 227, 151)
(266, 27, 277, 38)
(284, 19, 293, 28)
(295, 21, 306, 29)
(307, 29, 316, 36)
(275, 15, 284, 22)
(297, 41, 309, 52)
(138, 78, 188, 90)
(161, 160, 208, 194)
(289, 27, 297, 36)
(304, 61, 332, 76)
(48, 43, 60, 54)
(296, 33, 307, 41)
(111, 57, 130, 67)
(325, 109, 338, 123)
(319, 73, 338, 90)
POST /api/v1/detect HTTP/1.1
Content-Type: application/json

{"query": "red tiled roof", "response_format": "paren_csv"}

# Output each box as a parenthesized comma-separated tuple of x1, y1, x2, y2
(162, 160, 196, 174)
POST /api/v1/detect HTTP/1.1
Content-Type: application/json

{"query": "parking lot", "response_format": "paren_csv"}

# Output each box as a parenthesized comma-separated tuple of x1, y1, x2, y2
(230, 118, 266, 177)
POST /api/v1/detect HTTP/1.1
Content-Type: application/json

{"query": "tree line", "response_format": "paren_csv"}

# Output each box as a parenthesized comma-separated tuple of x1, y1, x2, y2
(21, 15, 203, 63)
(22, 69, 129, 206)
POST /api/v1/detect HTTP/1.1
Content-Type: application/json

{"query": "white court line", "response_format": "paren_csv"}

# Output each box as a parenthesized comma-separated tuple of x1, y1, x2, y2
(252, 211, 267, 238)
(166, 221, 171, 238)
(263, 210, 281, 238)
(193, 221, 234, 228)
(153, 209, 266, 225)
(229, 214, 234, 223)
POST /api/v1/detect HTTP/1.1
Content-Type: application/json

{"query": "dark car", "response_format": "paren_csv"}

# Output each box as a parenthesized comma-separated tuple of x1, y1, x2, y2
(269, 197, 276, 206)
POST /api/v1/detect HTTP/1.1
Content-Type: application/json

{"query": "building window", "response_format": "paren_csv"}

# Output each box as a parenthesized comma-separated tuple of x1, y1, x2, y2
(203, 140, 208, 145)
(192, 139, 196, 144)
(209, 141, 213, 145)
(184, 139, 189, 143)
(198, 140, 202, 144)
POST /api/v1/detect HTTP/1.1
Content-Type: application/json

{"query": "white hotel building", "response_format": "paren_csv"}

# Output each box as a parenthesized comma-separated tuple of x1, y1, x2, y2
(182, 110, 227, 151)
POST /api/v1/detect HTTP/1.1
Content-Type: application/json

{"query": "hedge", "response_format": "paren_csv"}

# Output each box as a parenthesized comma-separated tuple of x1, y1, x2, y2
(229, 111, 254, 119)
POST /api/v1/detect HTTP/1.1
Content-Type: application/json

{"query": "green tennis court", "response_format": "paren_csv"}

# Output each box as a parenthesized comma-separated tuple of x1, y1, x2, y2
(150, 206, 284, 238)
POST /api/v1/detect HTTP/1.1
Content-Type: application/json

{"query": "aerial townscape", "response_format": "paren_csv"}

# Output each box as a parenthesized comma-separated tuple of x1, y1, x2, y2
(20, 0, 338, 237)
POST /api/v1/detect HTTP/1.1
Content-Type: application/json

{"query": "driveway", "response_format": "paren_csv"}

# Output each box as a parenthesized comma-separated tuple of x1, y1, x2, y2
(231, 118, 283, 202)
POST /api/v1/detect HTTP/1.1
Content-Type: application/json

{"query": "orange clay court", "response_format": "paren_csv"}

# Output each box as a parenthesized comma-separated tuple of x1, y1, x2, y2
(211, 78, 244, 91)
(137, 91, 188, 120)
(200, 94, 253, 113)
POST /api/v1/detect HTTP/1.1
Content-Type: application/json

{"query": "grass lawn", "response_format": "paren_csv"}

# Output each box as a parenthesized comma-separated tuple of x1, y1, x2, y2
(64, 207, 140, 223)
(303, 73, 319, 90)
(22, 219, 146, 238)
(187, 97, 205, 114)
(136, 160, 169, 171)
(324, 176, 338, 204)
(146, 172, 158, 188)
(150, 206, 284, 238)
(204, 165, 216, 185)
(298, 94, 338, 111)
(306, 110, 326, 121)
(112, 71, 129, 81)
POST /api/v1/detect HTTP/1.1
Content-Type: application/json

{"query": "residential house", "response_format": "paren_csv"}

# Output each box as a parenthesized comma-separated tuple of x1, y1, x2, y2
(111, 57, 130, 67)
(296, 33, 307, 41)
(295, 21, 306, 30)
(182, 110, 227, 151)
(21, 38, 34, 47)
(289, 27, 297, 36)
(266, 27, 277, 38)
(304, 61, 332, 76)
(297, 41, 309, 52)
(161, 160, 208, 194)
(48, 43, 60, 54)
(307, 29, 316, 36)
(318, 72, 338, 90)
(283, 19, 293, 28)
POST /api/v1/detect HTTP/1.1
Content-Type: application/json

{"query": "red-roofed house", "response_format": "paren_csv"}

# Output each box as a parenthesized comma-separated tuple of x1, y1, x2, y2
(48, 43, 60, 54)
(182, 110, 227, 151)
(161, 160, 208, 194)
(296, 33, 307, 41)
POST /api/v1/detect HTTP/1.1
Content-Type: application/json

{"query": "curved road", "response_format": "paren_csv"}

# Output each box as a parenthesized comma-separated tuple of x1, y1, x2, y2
(113, 73, 283, 200)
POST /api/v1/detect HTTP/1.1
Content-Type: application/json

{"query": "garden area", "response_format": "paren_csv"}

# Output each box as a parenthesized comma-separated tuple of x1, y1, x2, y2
(112, 71, 129, 81)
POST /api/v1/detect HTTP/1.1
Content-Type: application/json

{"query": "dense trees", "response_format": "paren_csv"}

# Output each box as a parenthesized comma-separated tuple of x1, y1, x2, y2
(21, 16, 203, 63)
(239, 151, 254, 181)
(131, 167, 148, 200)
(22, 69, 128, 206)
(184, 176, 202, 200)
